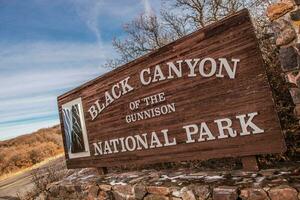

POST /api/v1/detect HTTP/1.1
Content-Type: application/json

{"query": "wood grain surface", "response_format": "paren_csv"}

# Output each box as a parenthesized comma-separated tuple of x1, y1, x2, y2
(57, 9, 286, 169)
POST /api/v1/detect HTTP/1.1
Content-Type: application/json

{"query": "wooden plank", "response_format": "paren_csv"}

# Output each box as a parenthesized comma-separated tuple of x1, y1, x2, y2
(97, 167, 108, 175)
(57, 9, 286, 169)
(241, 156, 259, 171)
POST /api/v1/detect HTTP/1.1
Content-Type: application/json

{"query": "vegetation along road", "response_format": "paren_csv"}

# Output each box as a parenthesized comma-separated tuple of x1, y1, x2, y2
(0, 155, 64, 200)
(0, 169, 34, 200)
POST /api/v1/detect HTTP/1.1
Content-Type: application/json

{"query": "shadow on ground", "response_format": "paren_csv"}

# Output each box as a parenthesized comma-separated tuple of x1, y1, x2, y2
(0, 196, 19, 200)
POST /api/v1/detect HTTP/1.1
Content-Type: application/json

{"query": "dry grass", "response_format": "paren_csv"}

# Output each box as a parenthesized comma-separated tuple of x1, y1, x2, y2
(17, 157, 70, 200)
(0, 125, 63, 177)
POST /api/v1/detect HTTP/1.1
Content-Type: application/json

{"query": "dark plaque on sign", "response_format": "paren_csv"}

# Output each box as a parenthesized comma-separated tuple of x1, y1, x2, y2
(57, 9, 286, 169)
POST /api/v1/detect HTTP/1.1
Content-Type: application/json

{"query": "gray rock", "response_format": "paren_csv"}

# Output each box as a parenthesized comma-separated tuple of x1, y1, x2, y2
(181, 188, 196, 200)
(113, 184, 133, 195)
(253, 176, 266, 187)
(147, 186, 170, 196)
(68, 192, 79, 200)
(268, 185, 298, 200)
(290, 9, 300, 21)
(134, 184, 147, 200)
(113, 191, 127, 200)
(276, 28, 296, 46)
(34, 192, 47, 200)
(213, 186, 238, 200)
(64, 184, 76, 193)
(192, 185, 210, 200)
(144, 194, 169, 200)
(74, 185, 82, 192)
(171, 187, 181, 198)
(87, 185, 99, 199)
(259, 169, 277, 177)
(294, 0, 300, 5)
(272, 19, 292, 36)
(48, 184, 60, 197)
(99, 184, 112, 192)
(98, 190, 111, 200)
(279, 46, 299, 72)
(240, 188, 270, 200)
(58, 188, 69, 198)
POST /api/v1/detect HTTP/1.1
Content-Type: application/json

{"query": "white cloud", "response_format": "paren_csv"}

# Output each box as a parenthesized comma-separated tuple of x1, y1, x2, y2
(72, 0, 103, 45)
(0, 94, 54, 108)
(142, 0, 154, 16)
(0, 67, 104, 98)
(0, 41, 112, 140)
(0, 119, 59, 141)
(70, 0, 159, 43)
(0, 42, 113, 69)
(1, 110, 56, 124)
(0, 0, 164, 140)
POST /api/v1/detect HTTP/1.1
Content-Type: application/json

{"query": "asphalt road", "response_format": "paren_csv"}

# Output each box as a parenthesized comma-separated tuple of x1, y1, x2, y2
(0, 170, 34, 200)
(0, 156, 64, 200)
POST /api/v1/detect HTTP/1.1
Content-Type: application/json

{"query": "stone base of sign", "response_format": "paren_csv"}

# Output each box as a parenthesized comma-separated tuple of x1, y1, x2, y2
(42, 165, 300, 200)
(267, 0, 300, 122)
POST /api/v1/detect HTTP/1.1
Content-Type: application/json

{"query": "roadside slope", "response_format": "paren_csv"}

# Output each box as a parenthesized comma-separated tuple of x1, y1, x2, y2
(0, 156, 65, 200)
(0, 125, 63, 178)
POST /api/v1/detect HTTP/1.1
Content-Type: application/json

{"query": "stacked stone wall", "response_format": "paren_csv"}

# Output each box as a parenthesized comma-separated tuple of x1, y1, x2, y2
(267, 0, 300, 120)
(40, 167, 300, 200)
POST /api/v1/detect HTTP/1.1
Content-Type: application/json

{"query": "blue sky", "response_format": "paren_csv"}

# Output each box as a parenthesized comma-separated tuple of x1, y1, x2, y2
(0, 0, 162, 140)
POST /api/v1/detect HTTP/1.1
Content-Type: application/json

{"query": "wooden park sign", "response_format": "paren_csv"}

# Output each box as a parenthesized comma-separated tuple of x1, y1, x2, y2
(57, 9, 286, 171)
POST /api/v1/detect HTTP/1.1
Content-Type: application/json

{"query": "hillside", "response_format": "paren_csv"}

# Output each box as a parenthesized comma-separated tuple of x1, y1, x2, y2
(0, 125, 63, 177)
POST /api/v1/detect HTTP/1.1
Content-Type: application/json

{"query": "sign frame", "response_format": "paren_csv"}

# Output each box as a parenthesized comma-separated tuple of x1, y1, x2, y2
(57, 9, 286, 169)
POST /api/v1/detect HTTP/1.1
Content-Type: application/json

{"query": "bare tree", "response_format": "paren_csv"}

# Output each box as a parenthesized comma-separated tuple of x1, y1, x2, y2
(105, 13, 188, 68)
(105, 0, 274, 68)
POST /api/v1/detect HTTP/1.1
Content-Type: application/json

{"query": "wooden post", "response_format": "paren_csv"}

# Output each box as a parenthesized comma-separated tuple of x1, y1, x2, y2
(97, 167, 108, 175)
(241, 156, 259, 171)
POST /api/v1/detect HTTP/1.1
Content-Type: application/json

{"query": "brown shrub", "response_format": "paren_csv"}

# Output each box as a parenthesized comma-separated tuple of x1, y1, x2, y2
(0, 125, 63, 177)
(18, 158, 68, 200)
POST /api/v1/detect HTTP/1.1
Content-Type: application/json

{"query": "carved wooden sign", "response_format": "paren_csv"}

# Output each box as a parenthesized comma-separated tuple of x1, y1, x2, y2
(57, 9, 286, 169)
